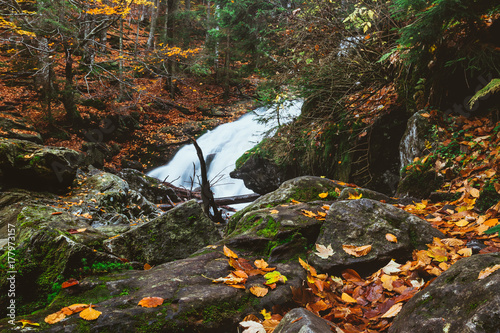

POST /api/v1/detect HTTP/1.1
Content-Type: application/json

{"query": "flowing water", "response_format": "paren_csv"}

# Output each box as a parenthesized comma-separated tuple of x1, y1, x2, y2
(148, 100, 303, 201)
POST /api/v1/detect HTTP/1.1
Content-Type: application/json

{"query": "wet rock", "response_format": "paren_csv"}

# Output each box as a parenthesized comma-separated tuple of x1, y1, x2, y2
(103, 200, 221, 265)
(389, 253, 500, 333)
(274, 307, 339, 333)
(118, 168, 180, 204)
(0, 204, 121, 317)
(230, 155, 286, 194)
(7, 250, 305, 332)
(0, 138, 82, 191)
(399, 110, 434, 170)
(308, 198, 444, 276)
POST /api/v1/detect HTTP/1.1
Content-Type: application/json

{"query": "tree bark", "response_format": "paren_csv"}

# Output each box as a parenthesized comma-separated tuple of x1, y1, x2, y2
(147, 0, 159, 49)
(61, 47, 81, 124)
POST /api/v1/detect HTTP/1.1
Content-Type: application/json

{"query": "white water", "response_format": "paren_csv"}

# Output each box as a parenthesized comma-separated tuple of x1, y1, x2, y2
(148, 100, 303, 199)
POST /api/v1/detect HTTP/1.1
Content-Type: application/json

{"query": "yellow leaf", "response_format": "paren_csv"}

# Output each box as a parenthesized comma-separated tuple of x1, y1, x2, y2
(381, 302, 403, 318)
(385, 233, 398, 243)
(301, 209, 317, 218)
(318, 192, 328, 199)
(260, 309, 272, 320)
(381, 274, 395, 291)
(249, 286, 269, 297)
(441, 238, 465, 247)
(348, 192, 363, 200)
(79, 306, 102, 321)
(342, 244, 372, 257)
(455, 219, 469, 227)
(138, 297, 164, 308)
(223, 245, 238, 259)
(44, 311, 66, 324)
(341, 292, 357, 303)
(457, 248, 472, 257)
(17, 319, 40, 328)
(270, 209, 279, 214)
(478, 264, 500, 280)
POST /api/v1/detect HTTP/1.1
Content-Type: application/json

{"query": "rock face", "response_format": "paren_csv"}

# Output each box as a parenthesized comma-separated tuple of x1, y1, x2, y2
(118, 168, 180, 204)
(389, 253, 500, 333)
(230, 155, 287, 194)
(308, 198, 444, 275)
(399, 110, 433, 170)
(0, 112, 43, 143)
(0, 138, 82, 191)
(10, 250, 306, 333)
(0, 204, 121, 316)
(103, 200, 222, 265)
(273, 308, 339, 333)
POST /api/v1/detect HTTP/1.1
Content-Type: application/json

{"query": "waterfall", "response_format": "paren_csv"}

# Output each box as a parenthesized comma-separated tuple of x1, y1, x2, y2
(148, 100, 302, 200)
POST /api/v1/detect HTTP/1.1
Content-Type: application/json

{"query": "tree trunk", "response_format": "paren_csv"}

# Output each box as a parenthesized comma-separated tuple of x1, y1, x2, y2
(61, 47, 81, 124)
(185, 0, 190, 11)
(147, 0, 159, 49)
(119, 17, 124, 100)
(38, 37, 54, 123)
(135, 5, 144, 56)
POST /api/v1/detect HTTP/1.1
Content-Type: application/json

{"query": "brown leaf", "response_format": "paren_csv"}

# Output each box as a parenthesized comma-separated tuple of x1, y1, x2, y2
(342, 244, 372, 257)
(441, 238, 465, 247)
(223, 245, 238, 259)
(138, 297, 164, 308)
(249, 286, 269, 297)
(79, 306, 102, 321)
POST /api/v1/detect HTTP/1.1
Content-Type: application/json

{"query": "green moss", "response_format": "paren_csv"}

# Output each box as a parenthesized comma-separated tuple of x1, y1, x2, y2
(235, 139, 270, 169)
(476, 181, 500, 212)
(256, 217, 280, 238)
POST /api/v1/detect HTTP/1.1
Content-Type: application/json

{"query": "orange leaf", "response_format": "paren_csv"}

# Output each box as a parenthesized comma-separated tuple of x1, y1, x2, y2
(61, 278, 79, 289)
(441, 238, 465, 247)
(44, 311, 66, 324)
(301, 209, 317, 218)
(249, 285, 269, 297)
(270, 209, 279, 214)
(223, 245, 238, 259)
(138, 297, 164, 308)
(341, 292, 357, 303)
(144, 263, 152, 270)
(254, 259, 269, 269)
(79, 306, 102, 320)
(478, 264, 500, 279)
(381, 302, 403, 318)
(229, 284, 246, 289)
(51, 212, 63, 215)
(385, 233, 398, 243)
(342, 244, 372, 257)
(233, 270, 249, 279)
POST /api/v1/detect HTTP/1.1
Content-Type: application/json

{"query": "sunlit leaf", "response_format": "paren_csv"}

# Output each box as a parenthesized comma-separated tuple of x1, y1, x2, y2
(17, 319, 40, 328)
(385, 233, 398, 243)
(347, 192, 362, 200)
(318, 192, 328, 198)
(61, 278, 79, 289)
(381, 259, 401, 274)
(269, 209, 279, 214)
(223, 245, 238, 259)
(260, 309, 272, 320)
(80, 306, 101, 321)
(249, 285, 268, 298)
(254, 259, 269, 269)
(341, 292, 357, 303)
(478, 264, 500, 279)
(240, 321, 266, 333)
(264, 271, 287, 285)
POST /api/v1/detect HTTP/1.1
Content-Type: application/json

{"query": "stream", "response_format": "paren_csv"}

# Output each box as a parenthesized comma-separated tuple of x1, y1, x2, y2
(148, 100, 303, 204)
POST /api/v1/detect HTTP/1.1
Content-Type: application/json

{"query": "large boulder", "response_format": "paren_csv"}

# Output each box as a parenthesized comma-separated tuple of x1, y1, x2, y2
(0, 204, 122, 317)
(308, 198, 444, 275)
(118, 168, 180, 204)
(230, 155, 287, 194)
(273, 308, 339, 333)
(103, 200, 222, 265)
(3, 249, 306, 332)
(389, 253, 500, 333)
(0, 138, 82, 191)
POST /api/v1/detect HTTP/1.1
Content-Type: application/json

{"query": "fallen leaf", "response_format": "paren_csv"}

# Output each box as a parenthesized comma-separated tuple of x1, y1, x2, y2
(381, 302, 403, 318)
(341, 292, 357, 303)
(144, 263, 152, 270)
(381, 259, 401, 274)
(457, 248, 472, 257)
(342, 244, 372, 257)
(240, 321, 265, 333)
(16, 319, 40, 328)
(254, 259, 269, 269)
(478, 264, 500, 279)
(348, 192, 363, 200)
(138, 296, 164, 308)
(385, 233, 398, 243)
(318, 192, 328, 198)
(249, 285, 269, 297)
(79, 306, 102, 320)
(315, 243, 334, 259)
(269, 209, 279, 214)
(260, 309, 272, 320)
(301, 209, 317, 218)
(51, 212, 63, 215)
(264, 271, 287, 285)
(441, 238, 465, 247)
(223, 245, 238, 259)
(44, 311, 66, 324)
(61, 278, 79, 289)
